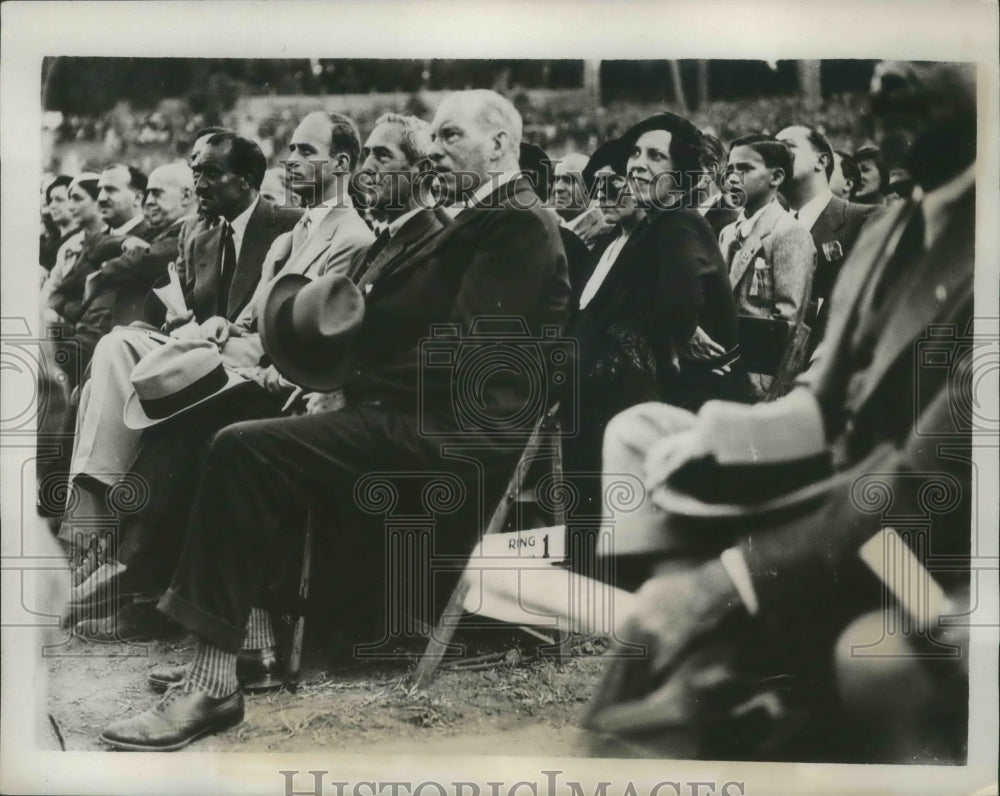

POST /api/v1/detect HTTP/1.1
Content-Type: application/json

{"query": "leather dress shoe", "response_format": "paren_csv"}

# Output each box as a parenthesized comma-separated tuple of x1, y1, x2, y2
(100, 682, 244, 752)
(66, 560, 136, 622)
(148, 646, 285, 694)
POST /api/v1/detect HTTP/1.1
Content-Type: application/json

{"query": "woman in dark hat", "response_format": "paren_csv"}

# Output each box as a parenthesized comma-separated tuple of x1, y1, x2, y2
(561, 114, 749, 577)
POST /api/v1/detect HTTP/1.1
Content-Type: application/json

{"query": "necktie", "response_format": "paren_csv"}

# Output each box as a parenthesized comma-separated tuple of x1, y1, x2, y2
(725, 221, 744, 271)
(291, 214, 311, 253)
(355, 228, 394, 287)
(217, 221, 236, 316)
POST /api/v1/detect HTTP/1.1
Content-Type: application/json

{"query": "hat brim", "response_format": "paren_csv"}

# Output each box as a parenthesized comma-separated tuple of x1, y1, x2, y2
(650, 464, 852, 521)
(259, 272, 359, 392)
(123, 368, 246, 430)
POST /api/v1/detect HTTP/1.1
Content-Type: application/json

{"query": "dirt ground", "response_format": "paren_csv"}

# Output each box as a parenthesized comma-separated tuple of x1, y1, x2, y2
(45, 626, 620, 756)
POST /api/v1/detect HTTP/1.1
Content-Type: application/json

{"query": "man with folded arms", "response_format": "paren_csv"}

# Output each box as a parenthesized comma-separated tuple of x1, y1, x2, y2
(586, 61, 975, 762)
(99, 89, 569, 751)
(70, 162, 198, 375)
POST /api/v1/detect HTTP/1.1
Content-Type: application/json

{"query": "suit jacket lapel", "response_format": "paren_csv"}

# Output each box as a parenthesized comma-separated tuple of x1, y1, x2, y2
(580, 222, 647, 317)
(227, 198, 273, 317)
(284, 207, 347, 276)
(813, 196, 846, 239)
(360, 209, 443, 289)
(807, 201, 909, 394)
(847, 193, 974, 413)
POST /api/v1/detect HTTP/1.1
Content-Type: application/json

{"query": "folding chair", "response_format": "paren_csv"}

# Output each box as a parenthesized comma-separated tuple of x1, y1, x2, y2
(736, 315, 812, 401)
(412, 403, 568, 689)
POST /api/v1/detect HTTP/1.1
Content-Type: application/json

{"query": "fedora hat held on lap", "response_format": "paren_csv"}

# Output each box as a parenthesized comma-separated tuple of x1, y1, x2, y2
(259, 271, 365, 392)
(123, 339, 246, 430)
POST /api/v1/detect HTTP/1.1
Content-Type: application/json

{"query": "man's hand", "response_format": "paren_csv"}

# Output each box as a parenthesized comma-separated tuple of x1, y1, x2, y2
(199, 316, 233, 346)
(163, 308, 195, 333)
(680, 326, 727, 361)
(233, 364, 292, 395)
(643, 428, 710, 493)
(121, 236, 150, 254)
(584, 559, 745, 734)
(303, 390, 345, 415)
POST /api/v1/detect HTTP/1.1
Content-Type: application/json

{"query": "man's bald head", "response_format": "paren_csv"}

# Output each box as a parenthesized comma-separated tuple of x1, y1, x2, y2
(144, 162, 195, 228)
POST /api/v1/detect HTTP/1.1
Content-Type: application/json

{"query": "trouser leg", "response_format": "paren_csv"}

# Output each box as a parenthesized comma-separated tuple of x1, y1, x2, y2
(159, 407, 434, 653)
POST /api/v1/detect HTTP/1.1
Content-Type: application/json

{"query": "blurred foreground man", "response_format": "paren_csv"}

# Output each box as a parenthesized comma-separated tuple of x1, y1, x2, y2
(587, 61, 976, 764)
(99, 90, 570, 750)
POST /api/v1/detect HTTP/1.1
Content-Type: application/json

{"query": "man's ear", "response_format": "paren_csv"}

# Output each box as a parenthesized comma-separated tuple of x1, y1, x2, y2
(771, 167, 786, 189)
(490, 130, 509, 162)
(844, 178, 855, 196)
(817, 152, 832, 175)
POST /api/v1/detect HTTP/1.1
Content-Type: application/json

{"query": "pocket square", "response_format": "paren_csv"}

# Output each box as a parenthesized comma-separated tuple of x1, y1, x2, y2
(821, 240, 844, 262)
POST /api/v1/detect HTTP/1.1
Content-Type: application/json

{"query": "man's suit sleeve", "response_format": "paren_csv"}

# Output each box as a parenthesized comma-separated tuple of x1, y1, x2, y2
(737, 380, 969, 612)
(770, 226, 816, 323)
(699, 386, 827, 464)
(100, 231, 178, 285)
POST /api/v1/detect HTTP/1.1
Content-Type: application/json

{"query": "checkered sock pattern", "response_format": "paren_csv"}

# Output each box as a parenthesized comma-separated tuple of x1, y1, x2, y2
(241, 607, 276, 651)
(186, 641, 239, 698)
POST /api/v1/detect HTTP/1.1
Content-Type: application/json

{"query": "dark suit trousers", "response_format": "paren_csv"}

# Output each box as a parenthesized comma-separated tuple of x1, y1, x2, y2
(117, 382, 285, 591)
(157, 405, 511, 653)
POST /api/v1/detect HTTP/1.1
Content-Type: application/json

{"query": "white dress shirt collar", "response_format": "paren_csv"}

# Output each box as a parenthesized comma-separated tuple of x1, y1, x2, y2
(111, 214, 144, 236)
(467, 171, 521, 208)
(735, 197, 778, 239)
(793, 188, 833, 232)
(222, 195, 259, 260)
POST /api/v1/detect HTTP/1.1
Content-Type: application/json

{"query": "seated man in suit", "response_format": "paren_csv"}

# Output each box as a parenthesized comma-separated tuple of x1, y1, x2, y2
(59, 134, 302, 584)
(520, 141, 596, 299)
(777, 126, 882, 341)
(70, 163, 198, 376)
(585, 61, 976, 762)
(553, 151, 611, 248)
(99, 88, 570, 751)
(45, 165, 155, 385)
(69, 114, 374, 637)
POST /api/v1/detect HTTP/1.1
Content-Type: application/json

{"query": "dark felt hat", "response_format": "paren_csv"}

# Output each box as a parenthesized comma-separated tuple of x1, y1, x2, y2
(259, 271, 365, 392)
